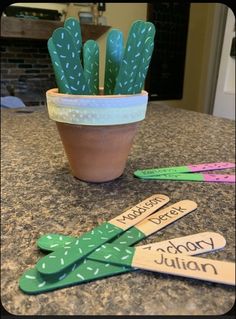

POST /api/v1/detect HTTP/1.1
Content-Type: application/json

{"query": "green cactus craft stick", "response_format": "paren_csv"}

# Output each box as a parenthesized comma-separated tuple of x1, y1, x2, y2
(35, 194, 168, 276)
(114, 20, 155, 95)
(104, 29, 124, 95)
(48, 38, 70, 94)
(19, 200, 198, 294)
(83, 40, 99, 94)
(64, 17, 83, 57)
(49, 27, 90, 94)
(132, 36, 154, 94)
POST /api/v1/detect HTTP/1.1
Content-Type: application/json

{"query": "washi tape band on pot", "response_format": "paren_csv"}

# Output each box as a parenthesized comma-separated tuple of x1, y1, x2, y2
(46, 88, 148, 126)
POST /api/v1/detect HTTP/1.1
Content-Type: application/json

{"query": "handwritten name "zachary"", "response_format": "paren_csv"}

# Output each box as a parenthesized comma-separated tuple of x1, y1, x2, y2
(148, 206, 186, 225)
(115, 196, 167, 225)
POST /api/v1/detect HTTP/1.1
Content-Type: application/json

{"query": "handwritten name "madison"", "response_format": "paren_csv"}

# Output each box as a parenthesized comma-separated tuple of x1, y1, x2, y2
(115, 196, 167, 225)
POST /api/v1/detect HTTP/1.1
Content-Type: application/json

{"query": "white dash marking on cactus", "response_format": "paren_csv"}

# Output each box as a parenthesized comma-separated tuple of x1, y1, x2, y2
(72, 52, 75, 58)
(128, 87, 132, 92)
(95, 247, 101, 252)
(64, 246, 71, 249)
(104, 254, 112, 259)
(56, 44, 62, 48)
(113, 247, 121, 251)
(53, 51, 57, 54)
(87, 267, 93, 271)
(66, 62, 69, 69)
(105, 263, 110, 267)
(61, 258, 64, 265)
(101, 237, 108, 240)
(65, 84, 69, 88)
(123, 60, 128, 65)
(75, 240, 79, 245)
(76, 39, 80, 44)
(47, 235, 52, 239)
(133, 65, 137, 70)
(94, 268, 99, 275)
(54, 62, 59, 67)
(50, 244, 59, 248)
(108, 229, 114, 233)
(133, 33, 136, 38)
(77, 80, 80, 85)
(119, 241, 127, 244)
(72, 264, 77, 271)
(67, 44, 70, 50)
(61, 32, 64, 39)
(135, 53, 141, 58)
(75, 32, 78, 37)
(88, 244, 95, 247)
(69, 76, 75, 80)
(125, 249, 132, 254)
(60, 55, 66, 58)
(148, 26, 152, 31)
(82, 85, 85, 91)
(76, 273, 85, 280)
(72, 20, 75, 26)
(65, 242, 72, 245)
(59, 236, 63, 241)
(38, 281, 46, 288)
(71, 86, 77, 91)
(67, 26, 71, 30)
(121, 255, 129, 260)
(119, 83, 122, 88)
(128, 45, 131, 52)
(141, 28, 146, 34)
(49, 255, 56, 258)
(79, 248, 83, 254)
(137, 41, 141, 47)
(42, 263, 45, 269)
(64, 251, 68, 256)
(59, 273, 67, 280)
(25, 275, 36, 280)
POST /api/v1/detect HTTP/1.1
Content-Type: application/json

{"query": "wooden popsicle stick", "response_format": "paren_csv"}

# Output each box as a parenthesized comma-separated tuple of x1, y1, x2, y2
(136, 232, 226, 255)
(135, 200, 197, 236)
(132, 249, 235, 286)
(20, 231, 226, 294)
(89, 243, 235, 286)
(36, 194, 169, 276)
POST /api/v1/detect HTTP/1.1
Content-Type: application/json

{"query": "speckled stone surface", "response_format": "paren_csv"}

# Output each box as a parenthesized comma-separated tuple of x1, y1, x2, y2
(1, 103, 235, 316)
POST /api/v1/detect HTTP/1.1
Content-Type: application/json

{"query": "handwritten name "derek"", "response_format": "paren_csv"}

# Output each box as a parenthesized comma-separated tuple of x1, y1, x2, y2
(148, 206, 186, 225)
(115, 196, 167, 225)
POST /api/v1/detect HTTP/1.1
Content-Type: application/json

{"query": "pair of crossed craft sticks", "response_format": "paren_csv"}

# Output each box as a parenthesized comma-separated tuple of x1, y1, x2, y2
(134, 162, 235, 182)
(19, 194, 235, 294)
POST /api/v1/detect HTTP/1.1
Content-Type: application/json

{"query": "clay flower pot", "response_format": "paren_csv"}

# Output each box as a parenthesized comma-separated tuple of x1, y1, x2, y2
(46, 88, 148, 182)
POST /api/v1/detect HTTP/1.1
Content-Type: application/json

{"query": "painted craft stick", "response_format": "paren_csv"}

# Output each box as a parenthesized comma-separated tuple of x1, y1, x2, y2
(134, 162, 235, 178)
(137, 173, 235, 183)
(20, 200, 197, 294)
(83, 40, 99, 95)
(48, 27, 90, 95)
(35, 194, 169, 276)
(19, 231, 225, 294)
(64, 17, 82, 57)
(114, 20, 155, 94)
(89, 243, 235, 286)
(104, 29, 124, 95)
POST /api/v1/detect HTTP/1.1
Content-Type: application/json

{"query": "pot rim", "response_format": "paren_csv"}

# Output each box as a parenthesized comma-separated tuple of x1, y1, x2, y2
(46, 88, 148, 99)
(46, 87, 149, 126)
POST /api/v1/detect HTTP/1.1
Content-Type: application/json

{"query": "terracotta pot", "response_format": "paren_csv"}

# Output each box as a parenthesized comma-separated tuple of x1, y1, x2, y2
(46, 88, 148, 182)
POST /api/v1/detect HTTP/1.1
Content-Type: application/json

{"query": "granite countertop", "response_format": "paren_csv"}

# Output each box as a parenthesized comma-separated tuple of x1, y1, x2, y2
(1, 103, 235, 316)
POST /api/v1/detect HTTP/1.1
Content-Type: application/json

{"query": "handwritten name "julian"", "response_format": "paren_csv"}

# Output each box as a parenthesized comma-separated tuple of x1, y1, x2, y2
(115, 196, 167, 225)
(154, 254, 218, 275)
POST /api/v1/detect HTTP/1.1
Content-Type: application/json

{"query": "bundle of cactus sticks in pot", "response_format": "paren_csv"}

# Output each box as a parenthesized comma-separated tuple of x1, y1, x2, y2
(48, 18, 156, 95)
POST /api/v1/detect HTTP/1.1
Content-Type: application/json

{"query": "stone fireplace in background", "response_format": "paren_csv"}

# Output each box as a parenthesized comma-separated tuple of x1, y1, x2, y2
(1, 38, 56, 106)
